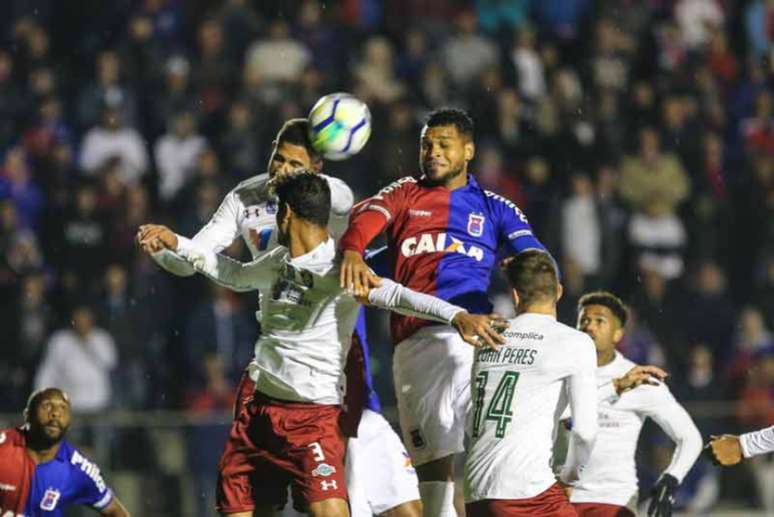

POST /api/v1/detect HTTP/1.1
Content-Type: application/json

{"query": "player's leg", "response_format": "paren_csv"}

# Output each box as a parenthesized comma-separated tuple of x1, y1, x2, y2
(393, 327, 474, 516)
(347, 409, 422, 517)
(284, 400, 349, 517)
(307, 498, 350, 517)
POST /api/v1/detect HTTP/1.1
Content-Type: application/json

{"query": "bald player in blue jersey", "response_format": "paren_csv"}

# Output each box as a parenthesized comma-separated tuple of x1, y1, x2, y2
(0, 388, 129, 517)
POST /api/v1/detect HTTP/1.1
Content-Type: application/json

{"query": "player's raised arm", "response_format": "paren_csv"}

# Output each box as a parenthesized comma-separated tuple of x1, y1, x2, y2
(559, 336, 598, 487)
(339, 178, 413, 292)
(138, 224, 279, 291)
(364, 278, 506, 349)
(138, 186, 244, 276)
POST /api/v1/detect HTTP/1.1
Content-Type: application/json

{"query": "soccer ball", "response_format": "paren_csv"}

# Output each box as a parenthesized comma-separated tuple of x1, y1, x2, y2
(308, 93, 372, 161)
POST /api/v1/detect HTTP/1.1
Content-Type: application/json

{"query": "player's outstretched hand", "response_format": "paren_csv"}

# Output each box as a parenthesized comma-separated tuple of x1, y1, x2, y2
(136, 224, 178, 254)
(340, 250, 381, 295)
(613, 365, 668, 395)
(708, 434, 743, 466)
(647, 473, 678, 517)
(452, 312, 508, 350)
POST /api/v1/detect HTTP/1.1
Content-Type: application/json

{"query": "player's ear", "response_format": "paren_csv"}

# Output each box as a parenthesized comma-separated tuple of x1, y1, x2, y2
(464, 140, 475, 161)
(555, 283, 564, 302)
(612, 327, 624, 345)
(511, 288, 520, 309)
(310, 155, 323, 173)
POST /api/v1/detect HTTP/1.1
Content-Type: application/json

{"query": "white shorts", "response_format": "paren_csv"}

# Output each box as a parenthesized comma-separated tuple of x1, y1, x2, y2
(347, 409, 420, 516)
(393, 326, 474, 466)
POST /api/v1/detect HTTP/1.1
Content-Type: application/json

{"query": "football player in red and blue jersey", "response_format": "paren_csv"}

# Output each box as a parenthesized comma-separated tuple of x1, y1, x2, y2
(339, 108, 550, 516)
(0, 388, 129, 517)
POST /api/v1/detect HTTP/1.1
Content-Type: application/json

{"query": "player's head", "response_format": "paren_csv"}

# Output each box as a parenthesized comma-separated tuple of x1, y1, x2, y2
(271, 171, 331, 246)
(420, 108, 475, 187)
(503, 250, 561, 310)
(577, 291, 627, 355)
(268, 118, 322, 178)
(24, 388, 71, 447)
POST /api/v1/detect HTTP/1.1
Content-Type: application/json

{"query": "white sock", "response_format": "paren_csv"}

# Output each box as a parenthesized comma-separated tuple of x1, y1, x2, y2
(419, 481, 457, 517)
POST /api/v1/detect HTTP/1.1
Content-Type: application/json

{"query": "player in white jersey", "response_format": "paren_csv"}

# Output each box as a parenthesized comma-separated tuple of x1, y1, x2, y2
(140, 173, 506, 517)
(709, 426, 774, 465)
(139, 119, 423, 517)
(570, 291, 703, 517)
(463, 250, 598, 516)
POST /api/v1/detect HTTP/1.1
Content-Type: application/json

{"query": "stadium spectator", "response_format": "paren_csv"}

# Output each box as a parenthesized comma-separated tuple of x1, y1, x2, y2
(154, 110, 207, 202)
(34, 304, 118, 414)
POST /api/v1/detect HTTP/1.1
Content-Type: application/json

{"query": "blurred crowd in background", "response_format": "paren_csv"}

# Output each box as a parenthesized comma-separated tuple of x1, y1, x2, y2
(0, 0, 772, 513)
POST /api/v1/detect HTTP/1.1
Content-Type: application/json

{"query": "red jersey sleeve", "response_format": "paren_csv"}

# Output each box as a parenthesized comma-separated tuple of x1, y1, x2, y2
(339, 177, 416, 254)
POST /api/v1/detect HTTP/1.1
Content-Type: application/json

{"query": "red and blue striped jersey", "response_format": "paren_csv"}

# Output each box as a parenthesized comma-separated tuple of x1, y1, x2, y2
(0, 428, 114, 516)
(341, 174, 546, 344)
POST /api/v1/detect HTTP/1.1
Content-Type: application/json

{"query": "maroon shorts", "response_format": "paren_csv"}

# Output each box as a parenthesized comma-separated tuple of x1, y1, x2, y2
(216, 390, 348, 514)
(572, 502, 635, 517)
(466, 483, 577, 516)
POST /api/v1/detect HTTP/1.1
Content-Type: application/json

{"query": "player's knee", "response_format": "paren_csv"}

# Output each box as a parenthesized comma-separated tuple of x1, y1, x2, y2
(415, 456, 455, 482)
(308, 497, 350, 517)
(379, 499, 423, 517)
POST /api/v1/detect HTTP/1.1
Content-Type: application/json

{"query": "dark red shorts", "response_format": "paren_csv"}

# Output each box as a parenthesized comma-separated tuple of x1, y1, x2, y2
(216, 390, 347, 514)
(466, 483, 577, 516)
(572, 502, 635, 517)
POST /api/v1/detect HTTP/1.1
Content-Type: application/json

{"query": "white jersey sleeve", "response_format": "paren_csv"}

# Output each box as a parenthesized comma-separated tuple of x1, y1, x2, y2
(631, 384, 703, 482)
(741, 425, 774, 458)
(175, 234, 280, 291)
(367, 278, 464, 324)
(559, 338, 598, 485)
(151, 189, 245, 276)
(325, 174, 354, 241)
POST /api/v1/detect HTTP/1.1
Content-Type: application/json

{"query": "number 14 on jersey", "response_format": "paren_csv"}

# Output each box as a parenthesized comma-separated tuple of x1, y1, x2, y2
(471, 371, 520, 439)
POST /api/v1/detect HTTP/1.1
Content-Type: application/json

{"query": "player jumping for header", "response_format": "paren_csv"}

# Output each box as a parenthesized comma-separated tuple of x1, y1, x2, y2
(140, 172, 505, 517)
(338, 108, 551, 515)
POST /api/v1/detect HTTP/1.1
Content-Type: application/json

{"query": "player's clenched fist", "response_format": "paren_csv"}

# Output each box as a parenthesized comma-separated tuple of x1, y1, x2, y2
(136, 224, 178, 254)
(708, 435, 743, 466)
(340, 249, 381, 295)
(451, 312, 507, 350)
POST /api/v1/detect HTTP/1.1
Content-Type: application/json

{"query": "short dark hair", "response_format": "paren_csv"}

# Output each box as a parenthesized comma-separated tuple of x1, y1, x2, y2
(271, 171, 330, 227)
(578, 291, 628, 327)
(425, 108, 474, 139)
(503, 250, 558, 306)
(275, 118, 320, 160)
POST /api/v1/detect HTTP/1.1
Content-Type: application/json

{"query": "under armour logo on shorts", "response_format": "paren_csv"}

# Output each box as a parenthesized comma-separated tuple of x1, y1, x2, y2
(320, 480, 338, 491)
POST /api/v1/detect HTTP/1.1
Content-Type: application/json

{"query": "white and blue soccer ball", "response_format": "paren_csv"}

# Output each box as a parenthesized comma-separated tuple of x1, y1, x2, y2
(308, 93, 371, 161)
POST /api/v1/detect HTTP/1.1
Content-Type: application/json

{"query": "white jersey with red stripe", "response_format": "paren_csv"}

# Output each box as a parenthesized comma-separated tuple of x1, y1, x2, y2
(570, 352, 703, 511)
(464, 313, 598, 503)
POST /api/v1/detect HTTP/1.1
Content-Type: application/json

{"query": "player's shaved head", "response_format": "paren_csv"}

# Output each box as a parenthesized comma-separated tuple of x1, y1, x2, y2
(26, 387, 70, 416)
(503, 250, 559, 307)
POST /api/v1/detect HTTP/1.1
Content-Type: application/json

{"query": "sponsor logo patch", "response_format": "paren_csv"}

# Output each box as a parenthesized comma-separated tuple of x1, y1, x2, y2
(312, 463, 336, 477)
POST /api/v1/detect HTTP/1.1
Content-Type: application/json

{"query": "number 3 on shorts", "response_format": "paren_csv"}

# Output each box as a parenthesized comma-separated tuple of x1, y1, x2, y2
(308, 441, 326, 462)
(471, 371, 520, 439)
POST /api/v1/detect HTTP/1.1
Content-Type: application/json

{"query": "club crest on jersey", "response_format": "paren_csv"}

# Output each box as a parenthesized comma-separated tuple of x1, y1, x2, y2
(401, 233, 484, 261)
(40, 488, 61, 510)
(467, 213, 485, 237)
